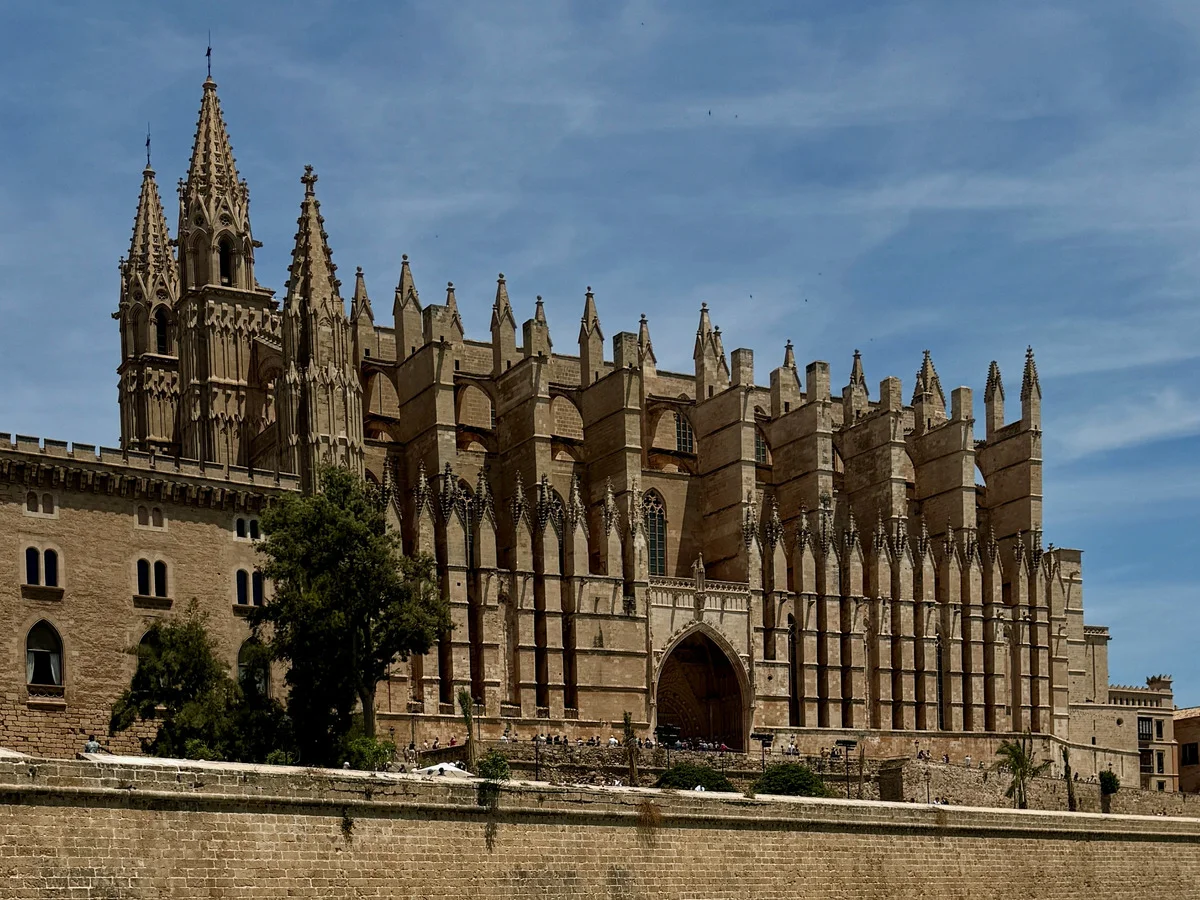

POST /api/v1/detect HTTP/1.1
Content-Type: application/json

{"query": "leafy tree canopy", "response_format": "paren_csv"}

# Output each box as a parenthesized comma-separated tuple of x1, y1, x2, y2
(655, 762, 734, 792)
(109, 603, 290, 762)
(754, 762, 831, 798)
(1099, 770, 1121, 796)
(252, 465, 448, 765)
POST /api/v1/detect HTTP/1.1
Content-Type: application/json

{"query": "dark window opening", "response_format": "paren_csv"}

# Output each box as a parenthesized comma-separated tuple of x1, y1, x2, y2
(1182, 742, 1198, 767)
(235, 518, 246, 538)
(42, 494, 54, 514)
(137, 559, 151, 596)
(153, 561, 168, 598)
(218, 238, 234, 286)
(1138, 717, 1153, 742)
(151, 508, 163, 528)
(43, 550, 58, 588)
(137, 506, 149, 526)
(236, 569, 249, 605)
(154, 307, 170, 354)
(249, 520, 260, 541)
(25, 547, 40, 585)
(26, 491, 38, 513)
(252, 571, 264, 606)
(1156, 719, 1164, 740)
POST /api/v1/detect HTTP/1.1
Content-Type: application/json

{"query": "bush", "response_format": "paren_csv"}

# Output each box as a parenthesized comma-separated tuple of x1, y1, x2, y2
(476, 749, 511, 782)
(1099, 770, 1120, 796)
(264, 748, 297, 766)
(341, 735, 395, 771)
(754, 762, 831, 798)
(655, 762, 734, 792)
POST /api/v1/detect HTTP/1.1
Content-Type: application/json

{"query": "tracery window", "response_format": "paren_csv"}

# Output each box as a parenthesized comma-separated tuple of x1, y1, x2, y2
(644, 492, 667, 577)
(755, 430, 769, 464)
(675, 413, 695, 454)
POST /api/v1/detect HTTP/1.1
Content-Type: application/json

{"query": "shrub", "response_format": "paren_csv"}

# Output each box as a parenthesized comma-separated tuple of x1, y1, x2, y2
(1099, 770, 1120, 796)
(342, 735, 395, 771)
(754, 762, 831, 798)
(655, 762, 734, 792)
(477, 749, 511, 782)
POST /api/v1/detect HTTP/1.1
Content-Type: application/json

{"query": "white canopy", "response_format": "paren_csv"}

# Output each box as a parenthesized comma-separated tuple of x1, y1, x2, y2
(414, 762, 473, 779)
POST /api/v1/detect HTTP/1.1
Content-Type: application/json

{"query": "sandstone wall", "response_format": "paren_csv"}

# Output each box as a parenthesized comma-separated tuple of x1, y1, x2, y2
(2, 754, 1199, 899)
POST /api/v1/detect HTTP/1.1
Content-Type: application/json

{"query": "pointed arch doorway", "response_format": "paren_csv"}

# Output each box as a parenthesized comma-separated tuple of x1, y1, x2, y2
(655, 628, 747, 751)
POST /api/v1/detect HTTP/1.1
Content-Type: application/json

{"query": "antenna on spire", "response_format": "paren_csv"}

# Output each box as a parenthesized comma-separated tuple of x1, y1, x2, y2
(206, 31, 212, 78)
(145, 123, 151, 168)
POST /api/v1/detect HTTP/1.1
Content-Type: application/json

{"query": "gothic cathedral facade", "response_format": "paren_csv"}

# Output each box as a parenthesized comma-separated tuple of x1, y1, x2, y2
(0, 76, 1176, 787)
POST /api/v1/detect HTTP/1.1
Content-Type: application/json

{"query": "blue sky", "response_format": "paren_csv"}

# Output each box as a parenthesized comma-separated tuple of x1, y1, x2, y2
(1, 1, 1196, 701)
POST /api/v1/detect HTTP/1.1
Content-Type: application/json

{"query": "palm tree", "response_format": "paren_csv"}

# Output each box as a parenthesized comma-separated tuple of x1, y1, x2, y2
(994, 732, 1051, 809)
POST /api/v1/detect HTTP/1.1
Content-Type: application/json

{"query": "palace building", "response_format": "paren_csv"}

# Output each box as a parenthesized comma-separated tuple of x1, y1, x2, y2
(0, 75, 1176, 786)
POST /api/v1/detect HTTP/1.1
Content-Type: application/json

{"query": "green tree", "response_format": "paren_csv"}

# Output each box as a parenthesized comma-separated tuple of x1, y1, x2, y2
(109, 603, 290, 762)
(994, 732, 1051, 810)
(656, 762, 734, 792)
(252, 466, 448, 764)
(623, 711, 640, 787)
(754, 762, 831, 798)
(458, 687, 477, 772)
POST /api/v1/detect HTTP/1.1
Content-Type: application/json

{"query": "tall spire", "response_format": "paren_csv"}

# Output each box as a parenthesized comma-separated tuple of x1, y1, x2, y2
(693, 302, 714, 360)
(177, 75, 258, 293)
(186, 76, 240, 198)
(579, 286, 602, 341)
(1020, 345, 1041, 428)
(350, 266, 373, 323)
(912, 349, 946, 407)
(491, 273, 517, 374)
(278, 166, 363, 491)
(849, 349, 866, 389)
(491, 273, 516, 329)
(984, 359, 1005, 437)
(284, 166, 341, 321)
(1021, 346, 1041, 401)
(638, 314, 657, 367)
(985, 360, 1005, 403)
(122, 162, 178, 306)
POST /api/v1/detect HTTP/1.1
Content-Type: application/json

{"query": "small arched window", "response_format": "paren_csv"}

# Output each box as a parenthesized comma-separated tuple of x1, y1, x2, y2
(25, 547, 40, 585)
(25, 492, 38, 513)
(252, 571, 265, 606)
(153, 561, 168, 598)
(137, 506, 149, 526)
(675, 413, 695, 454)
(26, 621, 63, 687)
(249, 519, 260, 541)
(238, 640, 269, 697)
(235, 518, 247, 539)
(41, 494, 54, 515)
(154, 307, 170, 355)
(136, 559, 151, 597)
(218, 237, 234, 286)
(43, 550, 59, 588)
(643, 492, 667, 577)
(236, 569, 249, 605)
(151, 508, 163, 529)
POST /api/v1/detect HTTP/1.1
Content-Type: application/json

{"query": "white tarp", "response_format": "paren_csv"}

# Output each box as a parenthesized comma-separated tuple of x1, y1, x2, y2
(413, 762, 473, 779)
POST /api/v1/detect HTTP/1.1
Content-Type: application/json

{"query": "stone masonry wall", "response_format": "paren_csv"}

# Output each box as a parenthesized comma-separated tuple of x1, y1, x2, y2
(1, 754, 1199, 899)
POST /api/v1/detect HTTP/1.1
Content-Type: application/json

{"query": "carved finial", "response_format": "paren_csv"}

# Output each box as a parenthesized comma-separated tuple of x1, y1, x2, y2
(783, 339, 797, 370)
(301, 165, 318, 195)
(985, 360, 1005, 403)
(602, 477, 620, 536)
(850, 349, 866, 389)
(1021, 345, 1041, 401)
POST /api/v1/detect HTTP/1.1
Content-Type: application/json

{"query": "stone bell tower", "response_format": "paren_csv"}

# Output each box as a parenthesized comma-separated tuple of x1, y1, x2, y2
(115, 158, 180, 455)
(175, 76, 278, 466)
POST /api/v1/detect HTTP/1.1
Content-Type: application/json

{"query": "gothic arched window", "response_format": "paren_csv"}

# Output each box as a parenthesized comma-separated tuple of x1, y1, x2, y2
(136, 558, 151, 597)
(644, 492, 667, 577)
(25, 547, 40, 585)
(26, 621, 63, 687)
(43, 550, 59, 588)
(153, 561, 168, 598)
(252, 571, 265, 606)
(236, 569, 249, 606)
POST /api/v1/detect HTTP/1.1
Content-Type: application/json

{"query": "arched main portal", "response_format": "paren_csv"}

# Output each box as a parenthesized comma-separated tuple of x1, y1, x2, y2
(655, 630, 746, 750)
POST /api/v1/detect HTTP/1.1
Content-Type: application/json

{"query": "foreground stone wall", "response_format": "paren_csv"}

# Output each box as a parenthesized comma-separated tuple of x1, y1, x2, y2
(1, 755, 1199, 899)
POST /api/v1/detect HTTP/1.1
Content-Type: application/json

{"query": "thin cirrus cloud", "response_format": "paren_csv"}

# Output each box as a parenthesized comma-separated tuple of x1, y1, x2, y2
(0, 0, 1196, 696)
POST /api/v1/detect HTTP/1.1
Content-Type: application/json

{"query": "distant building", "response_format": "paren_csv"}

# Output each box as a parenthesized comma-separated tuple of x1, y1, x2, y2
(0, 75, 1174, 783)
(1175, 707, 1200, 793)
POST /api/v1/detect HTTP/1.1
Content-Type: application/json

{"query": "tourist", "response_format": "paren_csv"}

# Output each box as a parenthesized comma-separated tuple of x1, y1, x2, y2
(83, 735, 101, 754)
(964, 755, 972, 768)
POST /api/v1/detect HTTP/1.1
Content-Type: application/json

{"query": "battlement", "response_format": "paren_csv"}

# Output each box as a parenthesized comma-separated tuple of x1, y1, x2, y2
(0, 432, 300, 493)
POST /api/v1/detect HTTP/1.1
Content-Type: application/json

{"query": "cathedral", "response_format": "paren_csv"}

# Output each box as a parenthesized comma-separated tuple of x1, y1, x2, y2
(0, 75, 1178, 787)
